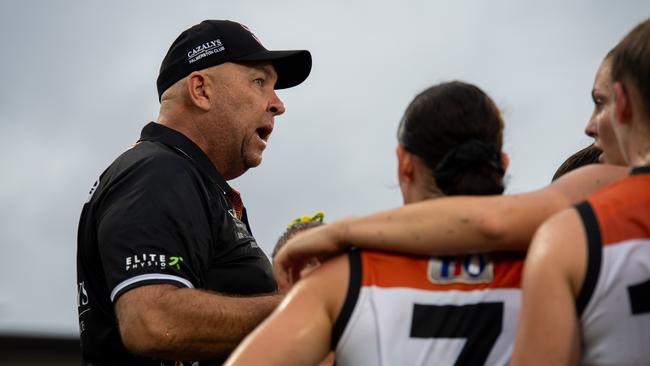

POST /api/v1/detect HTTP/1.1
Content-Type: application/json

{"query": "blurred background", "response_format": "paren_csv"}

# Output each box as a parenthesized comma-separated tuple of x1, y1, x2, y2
(1, 0, 648, 363)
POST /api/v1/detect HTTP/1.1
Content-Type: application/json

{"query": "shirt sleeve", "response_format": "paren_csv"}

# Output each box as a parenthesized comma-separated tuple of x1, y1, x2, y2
(96, 150, 214, 302)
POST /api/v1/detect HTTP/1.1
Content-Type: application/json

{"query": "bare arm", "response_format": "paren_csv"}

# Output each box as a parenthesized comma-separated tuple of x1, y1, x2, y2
(511, 209, 586, 365)
(300, 164, 624, 255)
(274, 164, 626, 287)
(115, 284, 282, 360)
(226, 255, 348, 366)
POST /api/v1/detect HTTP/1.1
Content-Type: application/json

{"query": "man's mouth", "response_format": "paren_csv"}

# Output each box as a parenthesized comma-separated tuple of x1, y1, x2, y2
(256, 126, 272, 142)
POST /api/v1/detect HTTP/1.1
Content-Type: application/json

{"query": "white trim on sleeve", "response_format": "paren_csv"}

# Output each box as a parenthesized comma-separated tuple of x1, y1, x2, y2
(110, 274, 194, 302)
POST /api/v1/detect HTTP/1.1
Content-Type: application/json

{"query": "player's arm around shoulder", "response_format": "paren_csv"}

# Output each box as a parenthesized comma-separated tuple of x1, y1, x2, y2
(476, 163, 626, 250)
(549, 164, 627, 203)
(225, 254, 350, 366)
(511, 207, 588, 366)
(115, 284, 281, 359)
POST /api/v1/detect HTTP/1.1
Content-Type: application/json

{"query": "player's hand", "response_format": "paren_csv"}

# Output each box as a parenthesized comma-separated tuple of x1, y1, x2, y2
(273, 220, 350, 289)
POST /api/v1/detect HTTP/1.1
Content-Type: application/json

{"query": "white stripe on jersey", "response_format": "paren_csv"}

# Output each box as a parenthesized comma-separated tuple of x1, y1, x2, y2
(581, 239, 650, 365)
(110, 273, 194, 302)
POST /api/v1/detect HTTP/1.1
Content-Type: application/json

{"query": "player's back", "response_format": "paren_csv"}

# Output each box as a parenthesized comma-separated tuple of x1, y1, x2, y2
(333, 249, 524, 366)
(577, 167, 650, 365)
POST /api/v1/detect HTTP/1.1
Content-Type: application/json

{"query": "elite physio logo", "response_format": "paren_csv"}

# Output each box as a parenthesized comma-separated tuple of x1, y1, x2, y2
(169, 256, 183, 270)
(125, 254, 184, 271)
(187, 39, 224, 64)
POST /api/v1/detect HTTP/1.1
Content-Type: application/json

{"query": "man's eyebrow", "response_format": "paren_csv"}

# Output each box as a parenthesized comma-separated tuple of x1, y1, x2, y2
(254, 63, 278, 79)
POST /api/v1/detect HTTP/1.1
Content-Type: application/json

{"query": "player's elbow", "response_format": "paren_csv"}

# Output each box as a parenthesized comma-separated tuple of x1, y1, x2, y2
(115, 285, 182, 357)
(480, 214, 507, 241)
(478, 208, 521, 250)
(118, 307, 174, 357)
(477, 194, 558, 251)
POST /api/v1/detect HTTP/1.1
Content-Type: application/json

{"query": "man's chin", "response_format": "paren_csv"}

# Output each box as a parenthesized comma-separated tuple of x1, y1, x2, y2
(244, 156, 263, 169)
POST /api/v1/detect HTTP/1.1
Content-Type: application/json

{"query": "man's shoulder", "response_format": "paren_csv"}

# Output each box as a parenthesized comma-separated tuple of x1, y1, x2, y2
(91, 141, 203, 207)
(104, 141, 196, 180)
(116, 140, 190, 166)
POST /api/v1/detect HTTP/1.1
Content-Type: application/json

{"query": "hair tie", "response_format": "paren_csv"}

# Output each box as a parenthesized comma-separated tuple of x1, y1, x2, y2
(434, 140, 503, 174)
(287, 212, 325, 230)
(433, 140, 505, 195)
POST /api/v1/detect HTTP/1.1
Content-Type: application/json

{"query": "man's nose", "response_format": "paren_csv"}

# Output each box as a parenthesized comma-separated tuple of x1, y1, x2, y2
(584, 118, 597, 138)
(268, 92, 286, 116)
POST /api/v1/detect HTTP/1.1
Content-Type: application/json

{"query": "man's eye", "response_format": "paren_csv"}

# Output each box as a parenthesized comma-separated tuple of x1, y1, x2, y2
(254, 79, 264, 86)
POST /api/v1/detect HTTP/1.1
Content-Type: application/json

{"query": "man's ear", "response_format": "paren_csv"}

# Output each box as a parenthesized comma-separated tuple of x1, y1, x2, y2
(397, 145, 415, 184)
(501, 151, 510, 171)
(613, 81, 632, 124)
(186, 71, 212, 111)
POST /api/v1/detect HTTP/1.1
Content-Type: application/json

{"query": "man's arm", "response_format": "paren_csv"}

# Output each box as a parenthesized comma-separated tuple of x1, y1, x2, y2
(115, 285, 281, 360)
(274, 164, 626, 286)
(225, 255, 349, 366)
(510, 209, 586, 366)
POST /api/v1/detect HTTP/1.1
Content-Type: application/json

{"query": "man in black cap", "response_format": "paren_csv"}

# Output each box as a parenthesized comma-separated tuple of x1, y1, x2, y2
(76, 20, 311, 365)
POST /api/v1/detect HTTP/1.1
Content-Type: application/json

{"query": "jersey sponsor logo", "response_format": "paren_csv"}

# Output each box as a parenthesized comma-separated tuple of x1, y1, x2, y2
(187, 39, 225, 64)
(125, 254, 185, 271)
(169, 256, 183, 270)
(85, 178, 100, 203)
(427, 255, 494, 284)
(126, 253, 168, 271)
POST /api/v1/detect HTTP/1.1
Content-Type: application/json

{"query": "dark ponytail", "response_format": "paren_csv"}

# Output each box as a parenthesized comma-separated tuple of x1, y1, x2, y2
(397, 81, 505, 196)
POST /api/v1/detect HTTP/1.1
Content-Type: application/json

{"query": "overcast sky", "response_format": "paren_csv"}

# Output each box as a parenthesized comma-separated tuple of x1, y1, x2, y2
(1, 0, 648, 337)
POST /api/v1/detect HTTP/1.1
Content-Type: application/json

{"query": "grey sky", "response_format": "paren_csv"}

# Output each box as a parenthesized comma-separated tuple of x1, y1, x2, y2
(0, 0, 647, 337)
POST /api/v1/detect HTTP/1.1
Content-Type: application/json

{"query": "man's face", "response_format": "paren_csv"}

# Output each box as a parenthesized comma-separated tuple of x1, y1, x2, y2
(206, 61, 285, 178)
(584, 59, 626, 165)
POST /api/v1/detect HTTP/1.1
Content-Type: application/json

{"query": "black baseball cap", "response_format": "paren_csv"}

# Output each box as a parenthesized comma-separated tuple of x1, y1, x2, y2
(157, 20, 312, 100)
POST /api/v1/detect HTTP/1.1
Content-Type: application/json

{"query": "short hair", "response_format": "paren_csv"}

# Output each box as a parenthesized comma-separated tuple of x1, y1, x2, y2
(551, 144, 602, 182)
(610, 17, 650, 119)
(272, 220, 324, 259)
(397, 81, 506, 196)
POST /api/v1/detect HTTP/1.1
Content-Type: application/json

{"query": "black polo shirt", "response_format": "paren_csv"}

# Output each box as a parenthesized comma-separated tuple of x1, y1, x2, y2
(76, 122, 276, 365)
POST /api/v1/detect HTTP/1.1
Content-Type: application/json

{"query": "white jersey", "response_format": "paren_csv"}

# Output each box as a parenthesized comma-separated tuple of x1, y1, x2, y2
(333, 250, 525, 366)
(576, 166, 650, 365)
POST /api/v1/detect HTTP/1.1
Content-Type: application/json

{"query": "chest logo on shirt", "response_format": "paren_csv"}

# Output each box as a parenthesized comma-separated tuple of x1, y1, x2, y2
(230, 215, 259, 248)
(427, 254, 494, 285)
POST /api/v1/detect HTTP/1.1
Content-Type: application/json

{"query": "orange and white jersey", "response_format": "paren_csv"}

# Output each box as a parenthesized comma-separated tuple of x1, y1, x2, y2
(575, 166, 650, 365)
(332, 249, 524, 366)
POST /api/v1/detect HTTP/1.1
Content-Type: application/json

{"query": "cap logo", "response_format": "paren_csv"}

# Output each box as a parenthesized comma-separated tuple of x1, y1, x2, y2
(187, 39, 225, 64)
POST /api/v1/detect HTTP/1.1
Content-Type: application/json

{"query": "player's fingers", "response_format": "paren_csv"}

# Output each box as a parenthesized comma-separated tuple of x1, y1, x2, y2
(290, 265, 302, 285)
(273, 250, 292, 278)
(273, 264, 290, 291)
